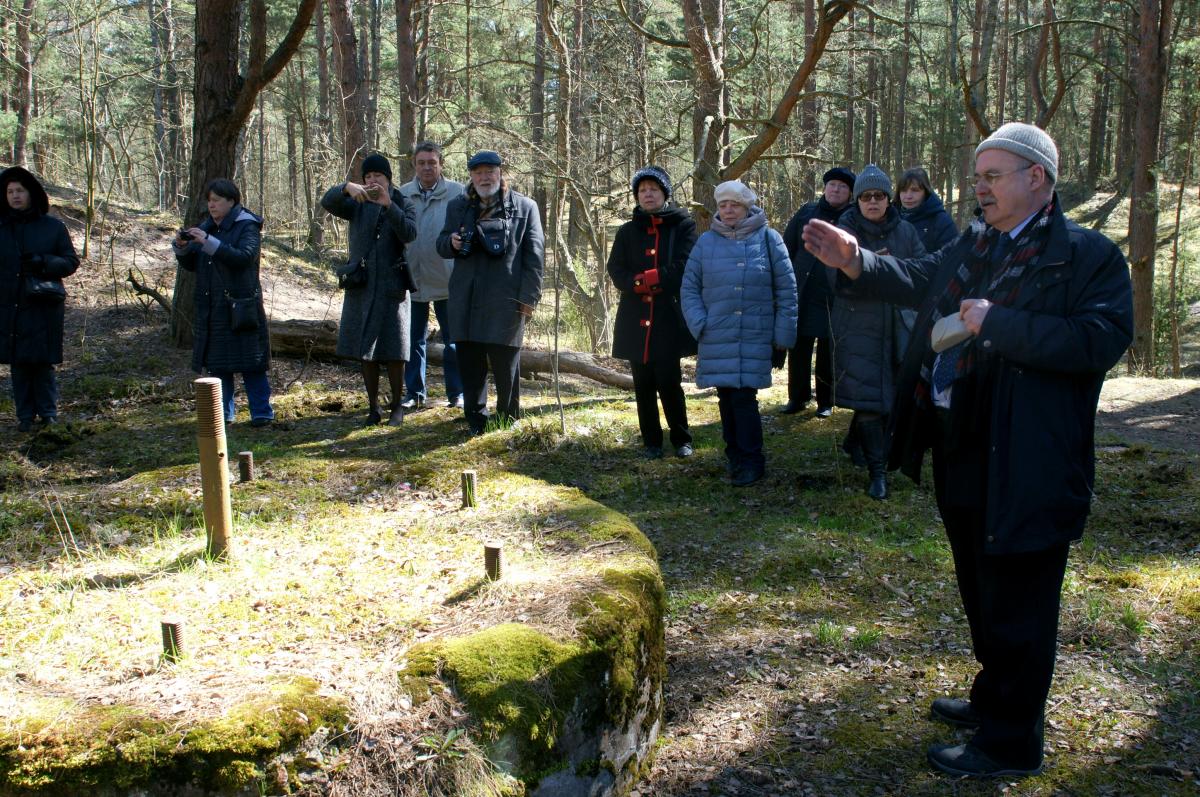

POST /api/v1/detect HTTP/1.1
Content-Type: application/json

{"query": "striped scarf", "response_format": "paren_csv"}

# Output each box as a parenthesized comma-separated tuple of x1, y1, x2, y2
(916, 197, 1056, 407)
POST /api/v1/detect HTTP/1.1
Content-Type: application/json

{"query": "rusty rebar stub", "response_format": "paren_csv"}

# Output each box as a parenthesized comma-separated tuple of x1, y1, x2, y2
(461, 469, 478, 508)
(194, 377, 226, 440)
(484, 541, 503, 581)
(238, 451, 254, 482)
(161, 618, 184, 662)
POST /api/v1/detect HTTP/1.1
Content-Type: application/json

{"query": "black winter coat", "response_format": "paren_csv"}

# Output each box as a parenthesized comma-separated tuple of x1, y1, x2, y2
(0, 212, 79, 365)
(436, 188, 544, 347)
(899, 192, 957, 254)
(174, 206, 271, 374)
(607, 205, 697, 363)
(782, 197, 846, 338)
(851, 197, 1133, 554)
(832, 206, 926, 414)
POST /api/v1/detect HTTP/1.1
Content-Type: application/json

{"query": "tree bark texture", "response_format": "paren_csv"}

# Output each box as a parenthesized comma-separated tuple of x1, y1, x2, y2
(172, 0, 319, 346)
(1126, 0, 1173, 373)
(328, 0, 367, 178)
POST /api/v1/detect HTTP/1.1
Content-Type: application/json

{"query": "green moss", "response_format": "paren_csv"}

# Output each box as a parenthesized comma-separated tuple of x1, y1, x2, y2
(404, 624, 606, 782)
(0, 677, 347, 794)
(549, 489, 658, 560)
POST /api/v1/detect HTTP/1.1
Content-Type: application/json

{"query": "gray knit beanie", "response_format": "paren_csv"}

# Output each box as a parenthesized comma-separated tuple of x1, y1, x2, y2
(975, 122, 1058, 182)
(852, 164, 892, 201)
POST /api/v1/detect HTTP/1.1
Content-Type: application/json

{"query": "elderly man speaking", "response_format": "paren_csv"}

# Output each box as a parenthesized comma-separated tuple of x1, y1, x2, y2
(803, 123, 1132, 778)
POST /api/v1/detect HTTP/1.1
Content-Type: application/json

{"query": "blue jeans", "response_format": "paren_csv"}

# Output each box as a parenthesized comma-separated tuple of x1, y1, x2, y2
(213, 371, 273, 423)
(405, 299, 462, 402)
(11, 363, 58, 422)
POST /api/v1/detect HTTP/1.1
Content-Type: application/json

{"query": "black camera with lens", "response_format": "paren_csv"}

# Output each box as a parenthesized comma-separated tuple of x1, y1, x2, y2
(458, 229, 475, 257)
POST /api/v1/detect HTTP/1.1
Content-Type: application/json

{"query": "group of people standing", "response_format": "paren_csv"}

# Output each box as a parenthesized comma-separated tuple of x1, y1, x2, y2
(1, 122, 1138, 782)
(168, 144, 544, 436)
(610, 159, 956, 493)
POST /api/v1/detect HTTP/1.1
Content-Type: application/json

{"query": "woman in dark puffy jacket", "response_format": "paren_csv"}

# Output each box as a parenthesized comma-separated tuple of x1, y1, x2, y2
(173, 178, 273, 427)
(833, 165, 926, 499)
(607, 166, 697, 458)
(896, 167, 957, 254)
(0, 167, 80, 431)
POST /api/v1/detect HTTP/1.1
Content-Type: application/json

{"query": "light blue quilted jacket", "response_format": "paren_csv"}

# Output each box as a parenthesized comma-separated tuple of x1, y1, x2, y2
(681, 208, 798, 388)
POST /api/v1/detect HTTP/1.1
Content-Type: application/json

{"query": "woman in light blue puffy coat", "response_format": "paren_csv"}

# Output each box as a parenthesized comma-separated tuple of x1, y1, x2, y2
(682, 180, 797, 486)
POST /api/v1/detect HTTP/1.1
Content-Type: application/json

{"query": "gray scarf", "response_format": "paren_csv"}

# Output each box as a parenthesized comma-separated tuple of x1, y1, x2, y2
(711, 206, 767, 240)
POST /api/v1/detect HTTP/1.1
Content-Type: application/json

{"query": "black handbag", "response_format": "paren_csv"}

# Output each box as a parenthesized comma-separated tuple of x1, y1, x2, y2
(24, 274, 66, 302)
(337, 210, 387, 290)
(226, 288, 261, 332)
(336, 260, 368, 290)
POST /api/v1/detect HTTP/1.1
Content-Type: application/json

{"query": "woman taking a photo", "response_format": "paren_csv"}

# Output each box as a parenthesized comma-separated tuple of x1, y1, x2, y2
(682, 180, 796, 486)
(0, 167, 80, 431)
(174, 178, 272, 427)
(607, 166, 697, 458)
(321, 154, 418, 426)
(833, 165, 926, 499)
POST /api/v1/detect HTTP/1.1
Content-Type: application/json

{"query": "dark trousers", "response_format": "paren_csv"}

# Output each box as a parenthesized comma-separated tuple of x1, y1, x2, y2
(787, 335, 832, 407)
(406, 299, 463, 402)
(456, 341, 520, 434)
(10, 363, 57, 422)
(629, 359, 691, 449)
(934, 448, 1068, 768)
(716, 387, 763, 472)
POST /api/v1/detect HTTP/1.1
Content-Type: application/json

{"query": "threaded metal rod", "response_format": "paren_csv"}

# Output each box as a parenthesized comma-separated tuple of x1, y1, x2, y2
(238, 451, 254, 482)
(461, 469, 478, 508)
(195, 378, 232, 559)
(484, 541, 503, 580)
(161, 618, 183, 662)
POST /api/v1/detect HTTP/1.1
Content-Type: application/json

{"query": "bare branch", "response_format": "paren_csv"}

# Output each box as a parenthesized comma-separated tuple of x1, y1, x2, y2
(614, 0, 689, 48)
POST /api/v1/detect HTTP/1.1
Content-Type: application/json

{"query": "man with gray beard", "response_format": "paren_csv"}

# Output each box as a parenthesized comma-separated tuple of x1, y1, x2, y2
(436, 150, 544, 435)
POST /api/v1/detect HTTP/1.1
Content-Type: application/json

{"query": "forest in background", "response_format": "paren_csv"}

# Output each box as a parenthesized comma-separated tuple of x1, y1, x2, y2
(0, 0, 1197, 372)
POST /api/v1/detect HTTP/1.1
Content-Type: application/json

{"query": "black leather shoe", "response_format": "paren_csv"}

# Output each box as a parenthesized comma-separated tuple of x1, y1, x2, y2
(927, 743, 1042, 778)
(17, 420, 32, 433)
(365, 409, 383, 426)
(930, 697, 982, 729)
(779, 400, 807, 415)
(642, 446, 664, 459)
(866, 473, 888, 500)
(675, 443, 694, 458)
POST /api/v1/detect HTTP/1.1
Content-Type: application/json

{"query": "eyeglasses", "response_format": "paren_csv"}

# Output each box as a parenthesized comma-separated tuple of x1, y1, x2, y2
(972, 164, 1033, 188)
(858, 191, 888, 202)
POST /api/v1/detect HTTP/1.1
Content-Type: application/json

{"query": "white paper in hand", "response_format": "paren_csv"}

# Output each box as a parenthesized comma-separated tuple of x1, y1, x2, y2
(931, 314, 972, 353)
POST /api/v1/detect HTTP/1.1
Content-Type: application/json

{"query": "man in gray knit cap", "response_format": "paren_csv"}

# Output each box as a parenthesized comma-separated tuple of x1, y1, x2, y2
(803, 123, 1133, 778)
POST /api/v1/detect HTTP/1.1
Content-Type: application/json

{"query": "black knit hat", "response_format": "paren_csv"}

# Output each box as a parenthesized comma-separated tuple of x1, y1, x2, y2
(822, 167, 856, 191)
(631, 165, 672, 200)
(361, 153, 392, 181)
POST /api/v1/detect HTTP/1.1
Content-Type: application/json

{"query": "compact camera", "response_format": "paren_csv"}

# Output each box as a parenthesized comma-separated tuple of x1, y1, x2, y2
(458, 229, 475, 257)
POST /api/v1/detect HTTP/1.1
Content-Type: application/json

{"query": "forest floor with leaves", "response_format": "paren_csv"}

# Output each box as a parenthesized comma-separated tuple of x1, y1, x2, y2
(0, 190, 1197, 796)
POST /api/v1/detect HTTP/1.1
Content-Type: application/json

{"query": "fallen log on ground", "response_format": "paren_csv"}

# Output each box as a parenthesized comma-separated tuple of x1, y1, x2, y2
(268, 318, 634, 389)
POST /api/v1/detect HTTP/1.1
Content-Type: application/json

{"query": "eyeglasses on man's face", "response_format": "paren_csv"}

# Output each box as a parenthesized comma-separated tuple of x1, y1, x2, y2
(972, 164, 1033, 189)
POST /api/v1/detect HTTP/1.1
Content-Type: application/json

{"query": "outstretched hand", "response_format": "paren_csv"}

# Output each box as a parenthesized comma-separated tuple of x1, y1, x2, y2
(801, 219, 863, 279)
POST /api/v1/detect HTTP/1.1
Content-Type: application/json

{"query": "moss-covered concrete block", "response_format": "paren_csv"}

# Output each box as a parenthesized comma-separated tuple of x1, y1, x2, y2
(403, 488, 665, 797)
(0, 677, 347, 796)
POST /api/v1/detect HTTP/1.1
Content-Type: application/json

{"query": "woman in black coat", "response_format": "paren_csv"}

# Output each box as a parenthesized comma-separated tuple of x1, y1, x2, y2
(173, 178, 273, 427)
(0, 167, 80, 431)
(607, 166, 697, 458)
(896, 167, 957, 254)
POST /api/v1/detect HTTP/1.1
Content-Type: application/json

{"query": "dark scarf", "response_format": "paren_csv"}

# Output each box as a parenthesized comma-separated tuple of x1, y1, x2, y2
(916, 196, 1057, 407)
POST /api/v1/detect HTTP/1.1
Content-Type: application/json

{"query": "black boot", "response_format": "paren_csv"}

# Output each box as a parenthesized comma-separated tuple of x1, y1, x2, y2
(858, 417, 889, 500)
(841, 425, 867, 467)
